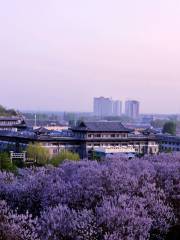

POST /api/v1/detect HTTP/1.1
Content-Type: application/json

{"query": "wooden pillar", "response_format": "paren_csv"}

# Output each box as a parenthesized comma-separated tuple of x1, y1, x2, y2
(80, 142, 87, 159)
(23, 151, 26, 162)
(15, 141, 20, 152)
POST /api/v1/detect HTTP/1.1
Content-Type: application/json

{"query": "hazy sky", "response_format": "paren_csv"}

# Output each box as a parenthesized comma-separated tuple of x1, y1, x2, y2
(0, 0, 180, 113)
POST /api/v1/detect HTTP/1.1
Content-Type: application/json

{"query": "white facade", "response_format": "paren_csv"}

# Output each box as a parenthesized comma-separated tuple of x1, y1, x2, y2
(95, 146, 136, 153)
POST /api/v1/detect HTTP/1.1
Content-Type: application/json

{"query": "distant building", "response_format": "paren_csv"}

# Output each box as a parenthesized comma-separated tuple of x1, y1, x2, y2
(157, 134, 180, 152)
(33, 125, 68, 132)
(93, 97, 113, 117)
(0, 117, 27, 132)
(125, 100, 140, 119)
(93, 97, 122, 117)
(112, 100, 122, 116)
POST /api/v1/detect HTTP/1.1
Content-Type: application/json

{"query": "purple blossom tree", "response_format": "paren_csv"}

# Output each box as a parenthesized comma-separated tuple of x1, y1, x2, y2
(0, 153, 179, 239)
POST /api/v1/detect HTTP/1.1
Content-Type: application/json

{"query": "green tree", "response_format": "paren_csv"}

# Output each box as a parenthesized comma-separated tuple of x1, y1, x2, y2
(162, 121, 176, 135)
(151, 119, 166, 128)
(0, 152, 17, 172)
(50, 150, 80, 166)
(0, 104, 17, 116)
(26, 143, 50, 166)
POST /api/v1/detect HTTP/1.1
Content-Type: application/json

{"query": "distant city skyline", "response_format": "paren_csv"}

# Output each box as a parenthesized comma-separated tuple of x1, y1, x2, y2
(0, 0, 180, 114)
(1, 96, 179, 115)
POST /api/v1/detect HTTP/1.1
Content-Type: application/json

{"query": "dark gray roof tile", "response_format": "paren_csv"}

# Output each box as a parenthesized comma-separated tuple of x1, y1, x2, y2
(72, 121, 133, 132)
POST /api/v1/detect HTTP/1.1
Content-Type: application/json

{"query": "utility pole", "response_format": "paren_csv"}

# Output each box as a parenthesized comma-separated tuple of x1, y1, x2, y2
(34, 114, 37, 127)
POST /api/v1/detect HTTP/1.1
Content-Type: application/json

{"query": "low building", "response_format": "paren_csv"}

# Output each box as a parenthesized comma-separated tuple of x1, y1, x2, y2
(33, 125, 68, 132)
(157, 134, 180, 152)
(0, 121, 160, 159)
(92, 146, 136, 159)
(71, 121, 159, 158)
(0, 117, 27, 132)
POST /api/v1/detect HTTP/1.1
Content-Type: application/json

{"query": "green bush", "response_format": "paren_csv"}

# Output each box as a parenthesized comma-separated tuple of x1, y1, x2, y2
(0, 152, 17, 172)
(26, 143, 50, 166)
(50, 150, 80, 166)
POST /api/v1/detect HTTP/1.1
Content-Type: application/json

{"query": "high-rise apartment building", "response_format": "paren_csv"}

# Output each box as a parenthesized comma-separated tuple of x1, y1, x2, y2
(125, 100, 140, 119)
(112, 100, 122, 116)
(93, 97, 123, 117)
(93, 97, 113, 117)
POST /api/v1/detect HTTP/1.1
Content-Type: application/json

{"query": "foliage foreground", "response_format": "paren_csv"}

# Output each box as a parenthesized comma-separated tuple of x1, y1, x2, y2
(0, 153, 180, 240)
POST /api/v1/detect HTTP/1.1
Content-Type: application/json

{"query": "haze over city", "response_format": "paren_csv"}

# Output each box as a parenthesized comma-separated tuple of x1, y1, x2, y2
(0, 0, 180, 113)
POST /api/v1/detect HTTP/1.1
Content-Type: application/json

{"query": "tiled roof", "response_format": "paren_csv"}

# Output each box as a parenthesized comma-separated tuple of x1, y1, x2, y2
(0, 117, 21, 121)
(142, 128, 158, 135)
(33, 127, 50, 134)
(72, 121, 133, 132)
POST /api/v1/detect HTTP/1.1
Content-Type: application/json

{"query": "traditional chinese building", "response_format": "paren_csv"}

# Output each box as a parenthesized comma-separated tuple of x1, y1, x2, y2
(71, 121, 159, 158)
(0, 120, 160, 159)
(0, 117, 27, 132)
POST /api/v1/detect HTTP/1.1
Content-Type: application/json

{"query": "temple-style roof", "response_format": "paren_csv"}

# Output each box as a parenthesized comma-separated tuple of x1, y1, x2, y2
(142, 128, 158, 135)
(33, 127, 50, 135)
(72, 121, 133, 133)
(0, 116, 21, 121)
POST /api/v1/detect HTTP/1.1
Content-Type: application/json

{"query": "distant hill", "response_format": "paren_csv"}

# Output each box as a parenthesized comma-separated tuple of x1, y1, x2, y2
(0, 105, 17, 116)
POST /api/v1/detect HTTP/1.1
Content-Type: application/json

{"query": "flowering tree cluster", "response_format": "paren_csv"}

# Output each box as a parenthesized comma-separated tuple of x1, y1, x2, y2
(0, 153, 180, 239)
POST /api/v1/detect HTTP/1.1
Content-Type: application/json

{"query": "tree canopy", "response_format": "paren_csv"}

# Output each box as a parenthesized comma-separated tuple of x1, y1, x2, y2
(0, 105, 17, 116)
(50, 150, 80, 166)
(0, 152, 17, 172)
(0, 153, 179, 239)
(26, 143, 50, 165)
(162, 121, 176, 135)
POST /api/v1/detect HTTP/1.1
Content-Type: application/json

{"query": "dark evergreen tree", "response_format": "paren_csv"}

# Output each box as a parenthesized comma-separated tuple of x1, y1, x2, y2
(162, 121, 176, 135)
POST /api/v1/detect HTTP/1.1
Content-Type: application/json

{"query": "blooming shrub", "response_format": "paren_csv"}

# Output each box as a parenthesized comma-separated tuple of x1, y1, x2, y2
(0, 200, 38, 240)
(0, 153, 179, 239)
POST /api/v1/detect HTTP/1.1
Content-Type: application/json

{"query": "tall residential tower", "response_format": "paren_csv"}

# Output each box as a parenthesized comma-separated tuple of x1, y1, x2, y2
(93, 97, 122, 117)
(125, 100, 140, 119)
(112, 100, 122, 116)
(93, 97, 113, 117)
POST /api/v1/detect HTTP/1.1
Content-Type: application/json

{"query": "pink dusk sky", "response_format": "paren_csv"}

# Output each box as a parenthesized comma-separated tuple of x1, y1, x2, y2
(0, 0, 180, 113)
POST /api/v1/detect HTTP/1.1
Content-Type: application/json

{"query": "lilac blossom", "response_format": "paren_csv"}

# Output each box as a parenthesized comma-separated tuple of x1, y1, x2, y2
(0, 153, 179, 239)
(0, 200, 39, 240)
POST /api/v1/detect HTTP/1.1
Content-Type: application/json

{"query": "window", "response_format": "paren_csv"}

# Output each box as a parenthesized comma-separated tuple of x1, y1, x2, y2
(122, 143, 127, 146)
(94, 144, 100, 147)
(94, 134, 101, 138)
(88, 134, 93, 138)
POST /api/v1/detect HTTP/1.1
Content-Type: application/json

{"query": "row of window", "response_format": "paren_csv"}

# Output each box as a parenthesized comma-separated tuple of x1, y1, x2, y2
(161, 141, 180, 146)
(161, 147, 180, 151)
(87, 143, 128, 147)
(87, 134, 127, 138)
(0, 121, 20, 125)
(87, 143, 153, 147)
(0, 127, 17, 131)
